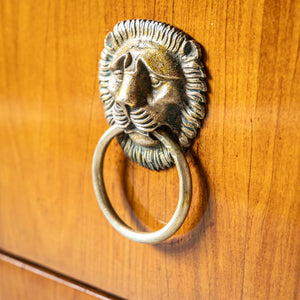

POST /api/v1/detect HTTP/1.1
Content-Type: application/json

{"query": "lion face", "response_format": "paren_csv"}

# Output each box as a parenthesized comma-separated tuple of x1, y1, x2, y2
(108, 41, 184, 147)
(99, 20, 206, 170)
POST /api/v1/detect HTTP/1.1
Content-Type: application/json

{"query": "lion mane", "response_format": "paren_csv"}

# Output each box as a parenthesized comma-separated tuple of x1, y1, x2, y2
(99, 19, 206, 170)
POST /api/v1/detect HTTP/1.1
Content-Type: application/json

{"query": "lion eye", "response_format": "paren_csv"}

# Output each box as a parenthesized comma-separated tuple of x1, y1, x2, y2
(114, 70, 123, 82)
(150, 75, 162, 88)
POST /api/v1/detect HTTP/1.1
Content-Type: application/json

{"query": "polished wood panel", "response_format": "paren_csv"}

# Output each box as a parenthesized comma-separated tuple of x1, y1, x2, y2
(0, 0, 299, 299)
(0, 251, 117, 300)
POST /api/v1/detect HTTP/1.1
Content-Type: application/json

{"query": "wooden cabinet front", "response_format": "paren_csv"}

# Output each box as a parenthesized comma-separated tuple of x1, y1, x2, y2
(0, 0, 299, 299)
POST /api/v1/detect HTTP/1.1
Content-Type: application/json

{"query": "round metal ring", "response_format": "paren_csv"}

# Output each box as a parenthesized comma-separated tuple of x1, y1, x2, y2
(92, 124, 192, 244)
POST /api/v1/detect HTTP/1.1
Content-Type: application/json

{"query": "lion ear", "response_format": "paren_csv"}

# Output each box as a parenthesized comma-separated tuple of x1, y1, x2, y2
(179, 40, 200, 60)
(104, 32, 118, 50)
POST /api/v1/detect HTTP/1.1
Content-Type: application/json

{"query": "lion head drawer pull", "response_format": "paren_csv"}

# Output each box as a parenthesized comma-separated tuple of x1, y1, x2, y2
(92, 19, 206, 244)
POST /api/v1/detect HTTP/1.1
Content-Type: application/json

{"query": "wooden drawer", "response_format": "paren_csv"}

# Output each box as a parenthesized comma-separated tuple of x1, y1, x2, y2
(0, 0, 299, 299)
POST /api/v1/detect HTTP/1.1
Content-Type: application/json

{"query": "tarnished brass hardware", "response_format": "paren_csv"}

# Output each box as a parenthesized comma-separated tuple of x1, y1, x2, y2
(99, 19, 206, 170)
(92, 124, 191, 244)
(93, 19, 206, 243)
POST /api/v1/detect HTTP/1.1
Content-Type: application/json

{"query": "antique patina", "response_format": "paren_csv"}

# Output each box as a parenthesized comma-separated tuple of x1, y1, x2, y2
(99, 19, 206, 170)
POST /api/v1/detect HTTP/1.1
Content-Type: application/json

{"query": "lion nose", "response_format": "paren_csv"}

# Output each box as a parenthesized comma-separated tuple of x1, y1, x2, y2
(115, 74, 139, 108)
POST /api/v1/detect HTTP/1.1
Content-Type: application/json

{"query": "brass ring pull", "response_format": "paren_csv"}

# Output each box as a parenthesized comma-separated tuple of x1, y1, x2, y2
(93, 19, 206, 244)
(92, 124, 192, 244)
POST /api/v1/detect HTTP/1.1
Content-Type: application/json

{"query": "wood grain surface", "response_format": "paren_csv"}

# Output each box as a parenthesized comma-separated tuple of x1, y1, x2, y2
(0, 0, 299, 299)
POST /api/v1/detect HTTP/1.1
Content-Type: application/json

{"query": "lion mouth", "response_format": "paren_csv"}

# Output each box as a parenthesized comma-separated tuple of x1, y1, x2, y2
(112, 103, 160, 136)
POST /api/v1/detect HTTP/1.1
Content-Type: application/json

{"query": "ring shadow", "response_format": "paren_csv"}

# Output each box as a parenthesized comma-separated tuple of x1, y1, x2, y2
(117, 147, 209, 253)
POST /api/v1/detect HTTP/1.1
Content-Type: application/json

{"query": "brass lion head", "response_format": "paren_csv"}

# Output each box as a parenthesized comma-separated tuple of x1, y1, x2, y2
(99, 20, 206, 170)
